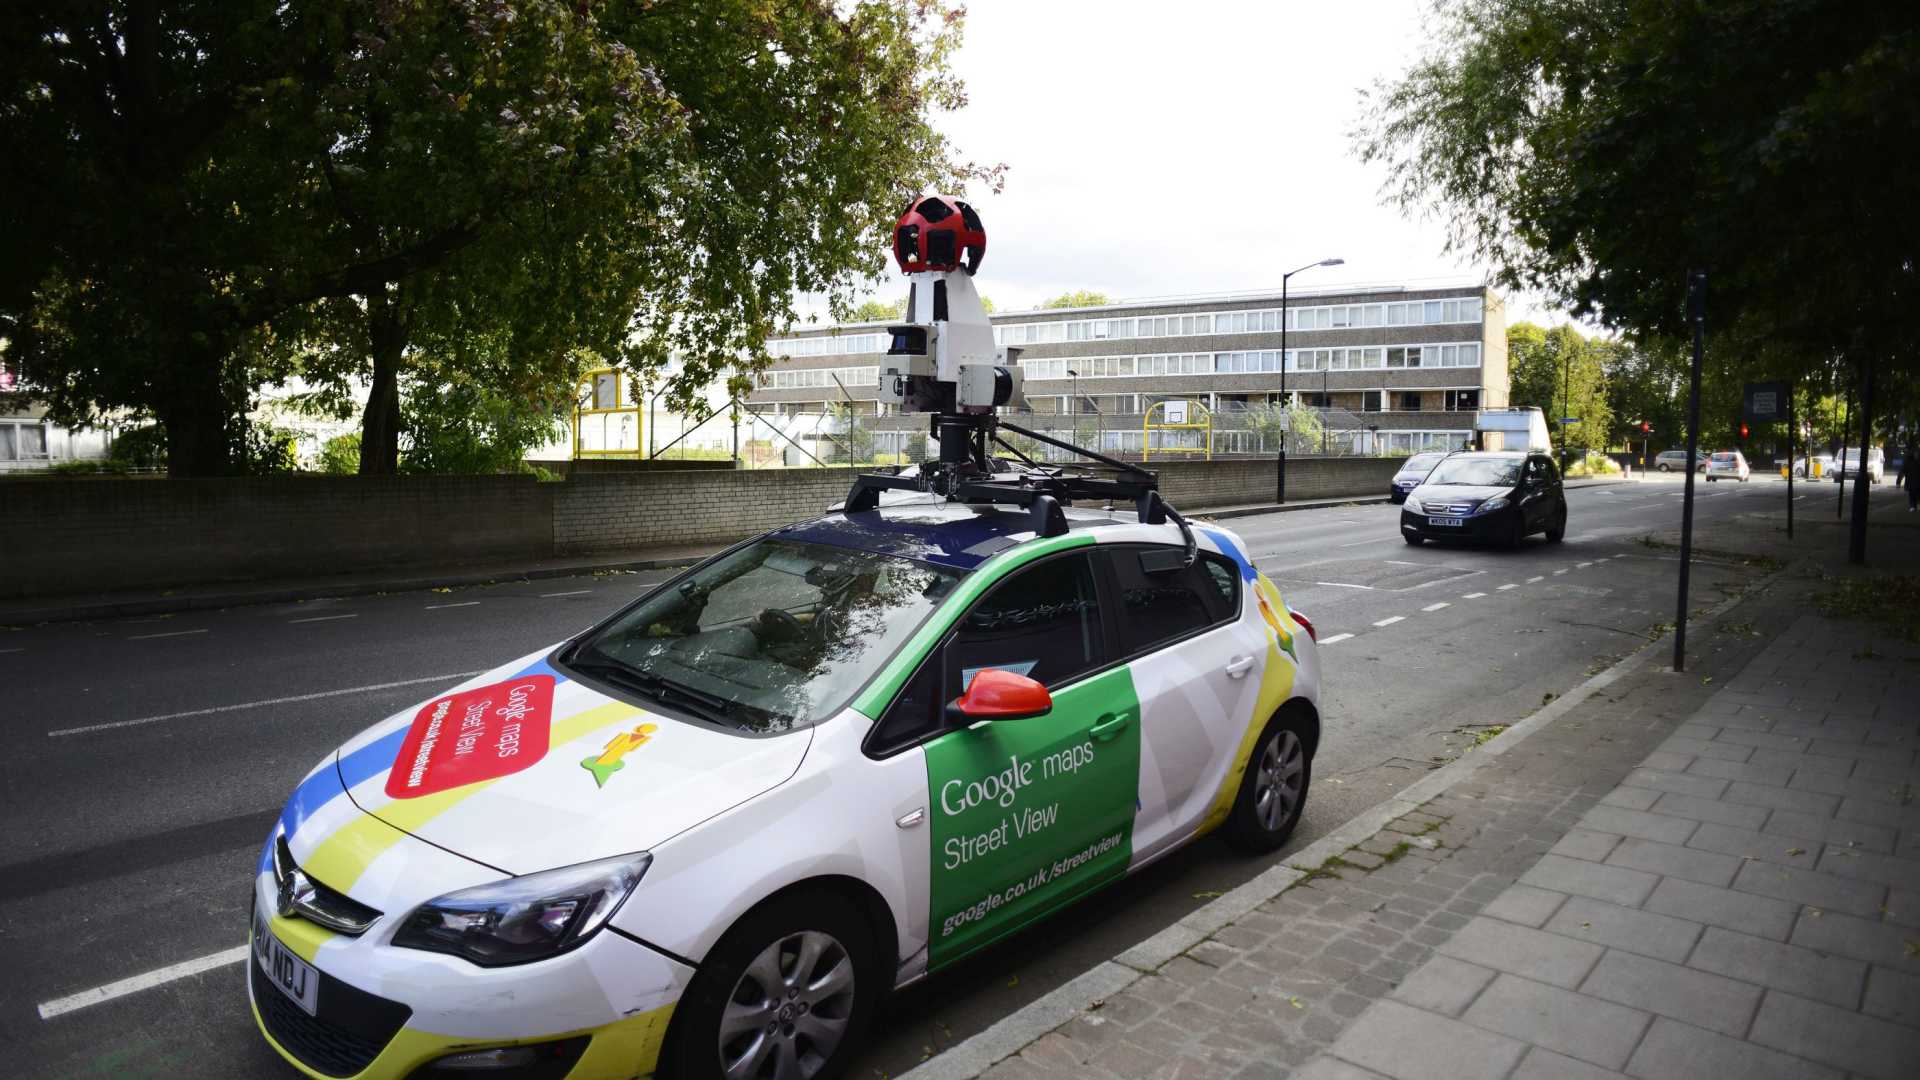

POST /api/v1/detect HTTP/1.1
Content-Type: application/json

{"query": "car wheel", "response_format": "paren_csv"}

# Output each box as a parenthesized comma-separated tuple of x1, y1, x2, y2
(1224, 716, 1311, 853)
(666, 891, 880, 1080)
(1403, 532, 1425, 546)
(1658, 463, 1671, 472)
(1546, 507, 1567, 543)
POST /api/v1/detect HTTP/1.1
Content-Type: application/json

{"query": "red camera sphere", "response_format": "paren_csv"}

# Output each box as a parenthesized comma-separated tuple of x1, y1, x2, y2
(893, 195, 986, 275)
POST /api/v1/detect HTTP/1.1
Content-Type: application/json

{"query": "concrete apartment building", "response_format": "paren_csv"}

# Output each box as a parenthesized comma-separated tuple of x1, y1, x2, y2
(748, 283, 1507, 456)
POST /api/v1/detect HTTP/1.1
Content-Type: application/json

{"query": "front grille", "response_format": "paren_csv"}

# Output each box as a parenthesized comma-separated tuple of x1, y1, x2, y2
(252, 946, 411, 1077)
(1424, 502, 1474, 516)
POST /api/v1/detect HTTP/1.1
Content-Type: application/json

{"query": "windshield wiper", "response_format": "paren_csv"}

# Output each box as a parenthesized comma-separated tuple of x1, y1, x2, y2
(568, 655, 746, 730)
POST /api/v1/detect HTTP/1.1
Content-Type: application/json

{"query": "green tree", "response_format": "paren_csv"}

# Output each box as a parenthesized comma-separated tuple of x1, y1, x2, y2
(1507, 323, 1613, 457)
(3, 1, 997, 475)
(317, 433, 363, 476)
(1042, 291, 1112, 310)
(851, 298, 907, 322)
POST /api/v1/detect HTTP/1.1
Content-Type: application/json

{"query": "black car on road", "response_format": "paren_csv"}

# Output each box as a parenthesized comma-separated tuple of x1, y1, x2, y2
(1400, 451, 1568, 547)
(1388, 451, 1447, 504)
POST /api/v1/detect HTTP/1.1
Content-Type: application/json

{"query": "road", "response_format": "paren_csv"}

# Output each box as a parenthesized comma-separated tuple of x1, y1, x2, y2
(2, 473, 1903, 1079)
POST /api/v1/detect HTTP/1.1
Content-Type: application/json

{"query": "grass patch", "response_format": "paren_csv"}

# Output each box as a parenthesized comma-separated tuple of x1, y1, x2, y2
(1716, 619, 1760, 637)
(1300, 854, 1359, 883)
(1380, 841, 1414, 864)
(1815, 574, 1920, 644)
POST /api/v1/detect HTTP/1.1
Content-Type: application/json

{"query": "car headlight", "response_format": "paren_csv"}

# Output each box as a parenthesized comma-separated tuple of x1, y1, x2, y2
(1476, 496, 1510, 515)
(393, 852, 651, 966)
(1404, 496, 1423, 513)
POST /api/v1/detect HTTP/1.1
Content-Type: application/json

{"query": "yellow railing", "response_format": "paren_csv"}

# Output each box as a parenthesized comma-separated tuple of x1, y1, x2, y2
(1142, 400, 1212, 461)
(572, 368, 644, 459)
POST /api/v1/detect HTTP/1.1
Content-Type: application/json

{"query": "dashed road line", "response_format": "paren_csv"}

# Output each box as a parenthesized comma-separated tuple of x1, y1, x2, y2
(1497, 583, 1518, 591)
(46, 670, 486, 738)
(1552, 569, 1569, 575)
(426, 601, 480, 610)
(540, 589, 593, 598)
(1577, 562, 1593, 568)
(1336, 538, 1384, 548)
(1421, 602, 1450, 612)
(1461, 592, 1487, 599)
(0, 647, 24, 654)
(1372, 616, 1405, 627)
(127, 628, 208, 640)
(289, 613, 358, 624)
(1319, 633, 1355, 645)
(1526, 576, 1544, 583)
(37, 945, 249, 1020)
(1315, 582, 1375, 590)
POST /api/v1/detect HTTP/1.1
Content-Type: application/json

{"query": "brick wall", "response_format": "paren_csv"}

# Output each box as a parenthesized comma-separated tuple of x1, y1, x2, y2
(1, 457, 1400, 598)
(1, 475, 554, 599)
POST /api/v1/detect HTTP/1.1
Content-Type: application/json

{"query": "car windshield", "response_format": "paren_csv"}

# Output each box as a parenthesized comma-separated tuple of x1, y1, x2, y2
(571, 538, 962, 734)
(1397, 453, 1443, 475)
(1423, 457, 1521, 487)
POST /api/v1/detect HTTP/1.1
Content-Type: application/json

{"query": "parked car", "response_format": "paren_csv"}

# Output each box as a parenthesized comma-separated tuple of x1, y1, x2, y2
(1653, 449, 1705, 473)
(1389, 451, 1447, 504)
(1705, 450, 1750, 482)
(249, 500, 1322, 1080)
(1831, 447, 1886, 484)
(1401, 450, 1568, 547)
(1792, 453, 1834, 478)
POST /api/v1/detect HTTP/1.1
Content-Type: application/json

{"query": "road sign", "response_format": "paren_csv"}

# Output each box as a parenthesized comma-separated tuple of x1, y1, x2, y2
(1743, 381, 1787, 422)
(1558, 417, 1580, 424)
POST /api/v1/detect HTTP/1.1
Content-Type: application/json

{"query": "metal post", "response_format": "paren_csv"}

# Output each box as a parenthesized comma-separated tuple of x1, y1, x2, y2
(731, 402, 740, 468)
(1837, 377, 1851, 518)
(1563, 349, 1572, 469)
(1675, 270, 1706, 674)
(1849, 356, 1874, 565)
(1322, 365, 1329, 454)
(1786, 380, 1794, 540)
(1279, 274, 1289, 503)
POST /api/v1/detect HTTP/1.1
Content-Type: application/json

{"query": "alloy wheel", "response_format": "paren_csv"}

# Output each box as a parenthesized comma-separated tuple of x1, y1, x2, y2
(1254, 729, 1306, 832)
(718, 930, 856, 1080)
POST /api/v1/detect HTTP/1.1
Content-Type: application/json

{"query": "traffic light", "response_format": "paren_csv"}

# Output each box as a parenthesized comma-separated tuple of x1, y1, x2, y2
(1639, 421, 1651, 434)
(1739, 423, 1749, 440)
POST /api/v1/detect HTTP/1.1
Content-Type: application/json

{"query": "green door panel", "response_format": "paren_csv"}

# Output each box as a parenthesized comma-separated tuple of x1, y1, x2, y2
(924, 664, 1141, 968)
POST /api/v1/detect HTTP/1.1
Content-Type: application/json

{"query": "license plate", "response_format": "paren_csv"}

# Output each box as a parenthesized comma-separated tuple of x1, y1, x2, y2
(254, 912, 320, 1017)
(1427, 516, 1465, 527)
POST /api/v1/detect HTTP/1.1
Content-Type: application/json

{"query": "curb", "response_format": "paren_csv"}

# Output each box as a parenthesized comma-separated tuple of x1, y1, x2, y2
(897, 559, 1783, 1080)
(1200, 496, 1392, 520)
(0, 554, 707, 626)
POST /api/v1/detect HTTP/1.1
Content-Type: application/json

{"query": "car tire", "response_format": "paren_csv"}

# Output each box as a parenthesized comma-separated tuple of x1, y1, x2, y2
(1224, 714, 1312, 853)
(664, 890, 882, 1080)
(1403, 532, 1425, 546)
(1657, 463, 1671, 472)
(1546, 507, 1567, 543)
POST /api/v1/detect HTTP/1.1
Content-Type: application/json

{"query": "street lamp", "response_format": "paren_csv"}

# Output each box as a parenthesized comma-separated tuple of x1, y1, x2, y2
(1278, 257, 1344, 503)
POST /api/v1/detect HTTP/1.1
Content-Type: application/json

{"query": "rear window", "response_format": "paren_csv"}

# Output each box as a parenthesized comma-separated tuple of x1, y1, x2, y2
(1397, 453, 1443, 474)
(1712, 453, 1736, 463)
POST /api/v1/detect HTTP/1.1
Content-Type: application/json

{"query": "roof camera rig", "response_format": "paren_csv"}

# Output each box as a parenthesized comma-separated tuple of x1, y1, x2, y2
(841, 195, 1194, 557)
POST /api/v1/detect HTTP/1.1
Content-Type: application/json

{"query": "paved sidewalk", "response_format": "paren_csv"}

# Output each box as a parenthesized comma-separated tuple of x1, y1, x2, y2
(902, 573, 1920, 1080)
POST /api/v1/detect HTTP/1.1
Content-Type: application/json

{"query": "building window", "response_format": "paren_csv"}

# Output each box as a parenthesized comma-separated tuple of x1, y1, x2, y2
(1402, 393, 1422, 411)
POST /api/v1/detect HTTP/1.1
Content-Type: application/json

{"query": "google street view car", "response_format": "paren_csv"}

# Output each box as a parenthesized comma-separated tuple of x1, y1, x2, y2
(250, 200, 1323, 1080)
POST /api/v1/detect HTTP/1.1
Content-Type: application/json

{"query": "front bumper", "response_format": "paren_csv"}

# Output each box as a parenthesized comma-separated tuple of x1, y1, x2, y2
(1399, 505, 1516, 543)
(249, 870, 693, 1080)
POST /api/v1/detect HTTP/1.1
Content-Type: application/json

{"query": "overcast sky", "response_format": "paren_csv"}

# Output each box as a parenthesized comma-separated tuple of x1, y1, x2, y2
(837, 0, 1565, 325)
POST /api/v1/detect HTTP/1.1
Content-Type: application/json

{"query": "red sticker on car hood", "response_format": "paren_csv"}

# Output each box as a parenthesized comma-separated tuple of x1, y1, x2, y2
(385, 676, 555, 799)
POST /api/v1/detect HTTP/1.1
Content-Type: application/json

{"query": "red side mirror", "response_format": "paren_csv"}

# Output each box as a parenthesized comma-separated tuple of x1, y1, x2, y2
(946, 668, 1052, 723)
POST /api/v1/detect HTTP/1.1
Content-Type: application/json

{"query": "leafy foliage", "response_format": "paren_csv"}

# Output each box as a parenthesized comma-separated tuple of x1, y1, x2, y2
(1041, 291, 1112, 310)
(317, 434, 363, 476)
(398, 367, 565, 475)
(2, 1, 997, 474)
(1356, 1, 1920, 374)
(1507, 323, 1614, 455)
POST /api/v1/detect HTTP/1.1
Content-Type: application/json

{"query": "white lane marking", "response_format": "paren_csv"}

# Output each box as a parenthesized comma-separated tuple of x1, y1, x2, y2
(1552, 569, 1569, 575)
(540, 589, 593, 598)
(1319, 633, 1355, 644)
(38, 945, 249, 1019)
(1577, 562, 1593, 568)
(1384, 560, 1427, 567)
(1315, 582, 1375, 590)
(1336, 538, 1384, 548)
(1526, 576, 1545, 583)
(1422, 602, 1451, 612)
(288, 614, 358, 624)
(1372, 616, 1405, 627)
(0, 647, 24, 654)
(46, 670, 487, 738)
(1462, 592, 1487, 599)
(426, 601, 480, 610)
(1497, 583, 1518, 591)
(127, 628, 208, 640)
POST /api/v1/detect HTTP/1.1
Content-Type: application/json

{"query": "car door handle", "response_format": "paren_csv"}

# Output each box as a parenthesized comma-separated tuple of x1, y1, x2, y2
(1225, 655, 1255, 679)
(1089, 712, 1133, 742)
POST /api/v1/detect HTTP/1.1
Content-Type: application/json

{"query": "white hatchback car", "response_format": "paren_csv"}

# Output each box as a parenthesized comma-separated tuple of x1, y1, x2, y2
(249, 500, 1322, 1080)
(1705, 450, 1750, 482)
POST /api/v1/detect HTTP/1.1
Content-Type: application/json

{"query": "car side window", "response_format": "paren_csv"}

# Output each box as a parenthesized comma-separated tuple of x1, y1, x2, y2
(946, 552, 1107, 692)
(1108, 546, 1237, 656)
(1525, 457, 1551, 485)
(870, 652, 944, 756)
